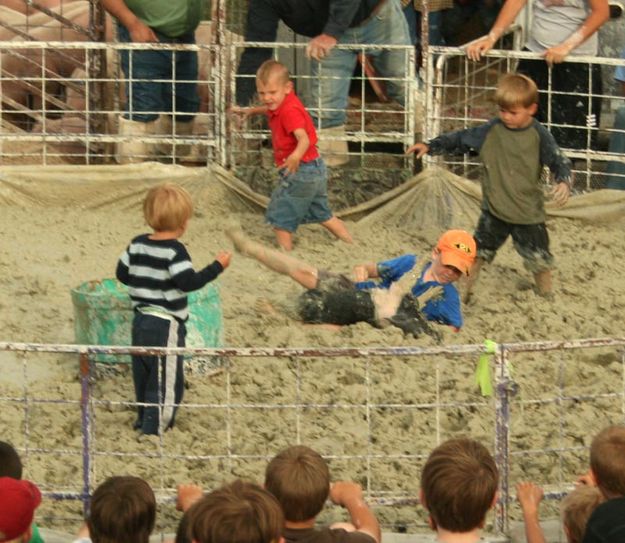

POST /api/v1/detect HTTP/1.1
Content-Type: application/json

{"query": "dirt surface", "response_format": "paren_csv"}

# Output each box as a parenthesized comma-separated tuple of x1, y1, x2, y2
(0, 164, 624, 537)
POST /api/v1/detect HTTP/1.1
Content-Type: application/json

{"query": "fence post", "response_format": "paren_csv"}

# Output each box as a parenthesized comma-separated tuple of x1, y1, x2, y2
(494, 343, 514, 535)
(79, 351, 92, 517)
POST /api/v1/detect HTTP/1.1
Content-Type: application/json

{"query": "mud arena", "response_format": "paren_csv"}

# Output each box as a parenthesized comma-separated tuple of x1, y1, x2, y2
(2, 0, 625, 540)
(1, 164, 625, 540)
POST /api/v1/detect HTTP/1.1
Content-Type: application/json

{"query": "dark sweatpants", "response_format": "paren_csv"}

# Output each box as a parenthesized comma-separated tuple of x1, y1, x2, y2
(131, 312, 186, 435)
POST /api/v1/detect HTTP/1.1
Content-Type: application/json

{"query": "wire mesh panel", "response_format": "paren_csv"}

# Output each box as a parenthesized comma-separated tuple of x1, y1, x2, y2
(228, 41, 417, 211)
(2, 339, 625, 538)
(423, 47, 625, 192)
(0, 41, 221, 165)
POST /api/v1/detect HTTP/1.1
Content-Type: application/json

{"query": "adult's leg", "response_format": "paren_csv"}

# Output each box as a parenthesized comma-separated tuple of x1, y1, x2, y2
(118, 25, 166, 122)
(308, 44, 357, 128)
(363, 0, 411, 107)
(227, 227, 320, 289)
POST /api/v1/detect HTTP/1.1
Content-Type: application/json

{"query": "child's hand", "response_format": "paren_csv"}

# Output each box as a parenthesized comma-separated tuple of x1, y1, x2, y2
(281, 153, 301, 174)
(551, 182, 570, 207)
(176, 483, 203, 512)
(516, 481, 543, 517)
(405, 142, 429, 159)
(216, 250, 232, 269)
(229, 106, 250, 130)
(352, 265, 369, 282)
(330, 481, 363, 507)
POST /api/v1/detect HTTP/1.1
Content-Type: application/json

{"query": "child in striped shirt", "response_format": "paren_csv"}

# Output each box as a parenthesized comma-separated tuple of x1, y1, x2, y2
(116, 183, 231, 435)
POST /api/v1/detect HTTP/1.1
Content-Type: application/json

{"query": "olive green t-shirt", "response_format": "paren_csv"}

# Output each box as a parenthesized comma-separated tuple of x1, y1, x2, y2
(124, 0, 205, 37)
(479, 121, 546, 224)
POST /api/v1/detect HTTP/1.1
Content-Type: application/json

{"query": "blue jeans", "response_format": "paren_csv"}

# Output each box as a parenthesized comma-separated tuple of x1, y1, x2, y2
(118, 25, 199, 123)
(265, 158, 333, 232)
(308, 0, 411, 128)
(606, 107, 625, 190)
(402, 5, 445, 48)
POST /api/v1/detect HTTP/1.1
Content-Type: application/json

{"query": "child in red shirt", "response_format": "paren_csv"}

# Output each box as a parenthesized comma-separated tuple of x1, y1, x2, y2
(233, 60, 352, 251)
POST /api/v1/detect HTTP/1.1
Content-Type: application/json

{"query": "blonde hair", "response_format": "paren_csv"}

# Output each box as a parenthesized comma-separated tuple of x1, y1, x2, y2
(143, 183, 193, 232)
(494, 73, 538, 109)
(561, 486, 603, 543)
(265, 445, 330, 521)
(590, 425, 625, 498)
(256, 60, 290, 85)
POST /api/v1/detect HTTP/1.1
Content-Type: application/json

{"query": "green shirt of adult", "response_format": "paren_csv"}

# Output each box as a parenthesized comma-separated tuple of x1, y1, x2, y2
(124, 0, 205, 37)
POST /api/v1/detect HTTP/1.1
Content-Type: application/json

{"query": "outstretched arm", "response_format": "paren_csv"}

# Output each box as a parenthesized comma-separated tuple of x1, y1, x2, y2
(465, 0, 527, 61)
(517, 482, 547, 543)
(543, 0, 609, 65)
(330, 482, 381, 543)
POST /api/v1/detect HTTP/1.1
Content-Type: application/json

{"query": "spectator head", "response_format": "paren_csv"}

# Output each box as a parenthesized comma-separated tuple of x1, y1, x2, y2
(87, 476, 156, 543)
(256, 60, 290, 86)
(561, 485, 604, 543)
(420, 438, 498, 533)
(0, 442, 23, 480)
(0, 477, 41, 543)
(186, 480, 283, 543)
(265, 445, 330, 522)
(494, 73, 539, 109)
(143, 183, 193, 233)
(590, 425, 625, 498)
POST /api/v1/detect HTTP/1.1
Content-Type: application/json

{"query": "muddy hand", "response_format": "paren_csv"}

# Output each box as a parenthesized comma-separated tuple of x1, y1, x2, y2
(416, 286, 444, 307)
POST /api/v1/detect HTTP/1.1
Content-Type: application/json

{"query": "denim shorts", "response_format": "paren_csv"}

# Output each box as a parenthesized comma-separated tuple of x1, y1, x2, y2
(265, 158, 333, 232)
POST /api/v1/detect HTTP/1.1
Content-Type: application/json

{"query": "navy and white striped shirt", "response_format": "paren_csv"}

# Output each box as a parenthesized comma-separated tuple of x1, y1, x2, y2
(116, 234, 223, 321)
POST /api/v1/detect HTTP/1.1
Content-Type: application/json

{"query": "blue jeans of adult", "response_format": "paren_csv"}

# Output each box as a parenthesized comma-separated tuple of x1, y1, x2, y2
(402, 5, 445, 48)
(118, 25, 199, 123)
(308, 0, 411, 128)
(606, 107, 625, 190)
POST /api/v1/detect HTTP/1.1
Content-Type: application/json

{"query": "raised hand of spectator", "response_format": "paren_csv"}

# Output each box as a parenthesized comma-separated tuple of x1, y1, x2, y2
(176, 483, 204, 512)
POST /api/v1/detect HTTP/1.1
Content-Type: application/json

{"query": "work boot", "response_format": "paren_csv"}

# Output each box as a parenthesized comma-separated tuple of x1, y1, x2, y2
(317, 125, 349, 167)
(158, 116, 194, 161)
(115, 116, 160, 164)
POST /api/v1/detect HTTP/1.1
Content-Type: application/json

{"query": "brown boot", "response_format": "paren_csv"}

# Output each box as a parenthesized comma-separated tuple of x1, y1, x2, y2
(533, 270, 553, 298)
(462, 258, 483, 304)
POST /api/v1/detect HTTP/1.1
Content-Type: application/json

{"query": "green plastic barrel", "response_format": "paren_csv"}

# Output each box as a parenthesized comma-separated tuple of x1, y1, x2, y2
(71, 278, 223, 363)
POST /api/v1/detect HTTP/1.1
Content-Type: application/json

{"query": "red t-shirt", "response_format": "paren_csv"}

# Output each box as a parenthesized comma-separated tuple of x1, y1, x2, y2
(266, 92, 319, 166)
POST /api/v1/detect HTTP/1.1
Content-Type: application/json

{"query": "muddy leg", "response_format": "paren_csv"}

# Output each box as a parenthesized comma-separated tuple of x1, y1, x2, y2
(533, 269, 553, 298)
(226, 226, 319, 289)
(462, 257, 484, 304)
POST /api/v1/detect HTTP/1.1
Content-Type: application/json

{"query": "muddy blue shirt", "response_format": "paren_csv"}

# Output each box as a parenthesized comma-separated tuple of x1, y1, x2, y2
(355, 254, 463, 329)
(427, 118, 571, 225)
